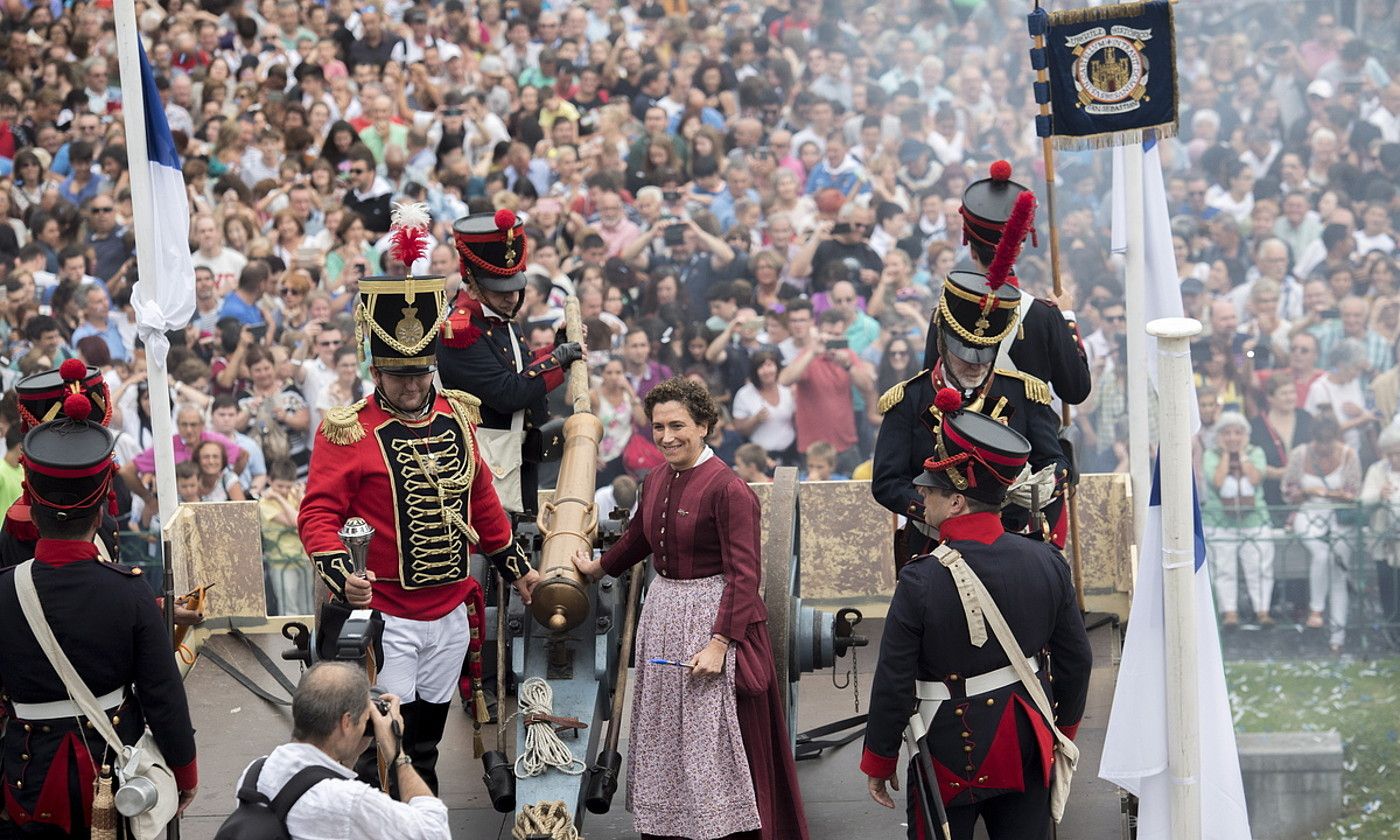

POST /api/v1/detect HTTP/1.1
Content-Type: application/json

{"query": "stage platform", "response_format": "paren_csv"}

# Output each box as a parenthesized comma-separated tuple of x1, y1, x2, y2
(174, 618, 1124, 839)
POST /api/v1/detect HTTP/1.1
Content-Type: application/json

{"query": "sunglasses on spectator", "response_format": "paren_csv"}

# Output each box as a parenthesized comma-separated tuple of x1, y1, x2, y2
(1104, 314, 1127, 322)
(281, 288, 304, 297)
(318, 339, 343, 347)
(90, 206, 114, 214)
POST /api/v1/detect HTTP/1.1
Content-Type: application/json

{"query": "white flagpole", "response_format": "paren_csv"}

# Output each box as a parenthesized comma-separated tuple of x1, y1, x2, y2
(1124, 143, 1151, 542)
(1147, 316, 1203, 840)
(113, 0, 179, 528)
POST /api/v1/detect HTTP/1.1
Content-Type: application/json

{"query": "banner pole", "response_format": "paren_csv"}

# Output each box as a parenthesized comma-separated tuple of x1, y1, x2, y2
(1030, 3, 1084, 606)
(1147, 317, 1203, 840)
(1124, 144, 1151, 544)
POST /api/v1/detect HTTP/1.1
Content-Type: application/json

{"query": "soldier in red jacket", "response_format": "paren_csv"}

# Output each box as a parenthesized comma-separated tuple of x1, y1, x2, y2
(298, 204, 539, 792)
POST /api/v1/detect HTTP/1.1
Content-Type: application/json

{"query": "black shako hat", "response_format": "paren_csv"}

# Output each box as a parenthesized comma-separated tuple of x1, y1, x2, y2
(960, 159, 1038, 255)
(453, 209, 528, 293)
(23, 398, 118, 520)
(355, 203, 446, 375)
(16, 359, 112, 432)
(914, 388, 1030, 507)
(934, 270, 1022, 365)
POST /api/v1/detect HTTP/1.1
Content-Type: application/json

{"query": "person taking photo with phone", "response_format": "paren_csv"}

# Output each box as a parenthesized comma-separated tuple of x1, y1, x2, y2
(778, 305, 875, 476)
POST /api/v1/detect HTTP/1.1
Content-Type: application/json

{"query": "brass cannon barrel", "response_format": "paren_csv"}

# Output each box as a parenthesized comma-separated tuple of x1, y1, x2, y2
(528, 297, 602, 632)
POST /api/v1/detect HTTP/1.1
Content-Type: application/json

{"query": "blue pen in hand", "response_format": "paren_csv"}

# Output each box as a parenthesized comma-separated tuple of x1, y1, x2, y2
(647, 658, 694, 669)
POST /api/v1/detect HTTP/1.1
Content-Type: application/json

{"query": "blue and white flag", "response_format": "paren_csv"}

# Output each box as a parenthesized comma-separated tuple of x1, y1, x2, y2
(1109, 138, 1200, 430)
(129, 41, 195, 367)
(1100, 137, 1250, 840)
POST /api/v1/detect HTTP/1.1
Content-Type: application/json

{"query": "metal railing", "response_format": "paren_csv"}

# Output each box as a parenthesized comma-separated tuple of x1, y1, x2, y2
(1202, 501, 1400, 656)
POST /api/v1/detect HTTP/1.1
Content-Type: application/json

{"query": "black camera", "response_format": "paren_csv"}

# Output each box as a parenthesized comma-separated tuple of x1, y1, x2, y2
(663, 221, 686, 246)
(365, 687, 390, 736)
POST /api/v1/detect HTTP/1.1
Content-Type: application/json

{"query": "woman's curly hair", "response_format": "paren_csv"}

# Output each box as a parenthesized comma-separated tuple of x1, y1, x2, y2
(643, 376, 719, 434)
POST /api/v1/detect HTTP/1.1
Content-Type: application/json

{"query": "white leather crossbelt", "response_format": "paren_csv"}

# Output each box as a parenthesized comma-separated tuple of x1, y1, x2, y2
(915, 657, 1039, 706)
(11, 687, 125, 721)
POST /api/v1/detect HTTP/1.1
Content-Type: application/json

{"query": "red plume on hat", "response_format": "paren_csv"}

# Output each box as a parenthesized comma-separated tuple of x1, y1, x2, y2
(62, 393, 92, 423)
(388, 202, 431, 273)
(59, 358, 87, 382)
(934, 387, 963, 414)
(985, 191, 1036, 291)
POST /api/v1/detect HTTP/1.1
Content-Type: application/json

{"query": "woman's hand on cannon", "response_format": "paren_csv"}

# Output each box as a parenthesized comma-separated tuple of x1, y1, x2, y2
(571, 548, 603, 581)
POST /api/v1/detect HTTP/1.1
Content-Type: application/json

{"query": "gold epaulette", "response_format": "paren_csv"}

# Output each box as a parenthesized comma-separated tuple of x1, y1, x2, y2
(996, 369, 1052, 405)
(878, 370, 928, 415)
(320, 399, 368, 445)
(442, 388, 483, 427)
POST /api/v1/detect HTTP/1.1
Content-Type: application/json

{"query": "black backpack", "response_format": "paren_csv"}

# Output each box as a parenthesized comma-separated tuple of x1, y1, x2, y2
(214, 756, 343, 840)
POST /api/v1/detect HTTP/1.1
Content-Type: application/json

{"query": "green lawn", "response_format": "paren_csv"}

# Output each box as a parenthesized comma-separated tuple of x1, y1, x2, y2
(1226, 659, 1400, 839)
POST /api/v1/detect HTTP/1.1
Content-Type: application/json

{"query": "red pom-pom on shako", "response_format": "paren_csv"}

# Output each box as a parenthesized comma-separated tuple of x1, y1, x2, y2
(495, 209, 517, 231)
(62, 393, 92, 422)
(934, 387, 963, 414)
(59, 358, 87, 382)
(989, 160, 1012, 182)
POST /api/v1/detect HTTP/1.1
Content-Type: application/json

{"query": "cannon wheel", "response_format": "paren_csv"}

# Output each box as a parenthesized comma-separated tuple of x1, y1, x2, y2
(762, 467, 801, 745)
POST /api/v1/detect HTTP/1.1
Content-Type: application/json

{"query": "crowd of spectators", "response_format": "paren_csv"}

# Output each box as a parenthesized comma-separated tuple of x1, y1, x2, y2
(0, 0, 1398, 637)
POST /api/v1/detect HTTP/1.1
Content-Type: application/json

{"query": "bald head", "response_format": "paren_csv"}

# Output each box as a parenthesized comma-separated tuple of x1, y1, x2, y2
(1210, 300, 1238, 336)
(292, 662, 370, 743)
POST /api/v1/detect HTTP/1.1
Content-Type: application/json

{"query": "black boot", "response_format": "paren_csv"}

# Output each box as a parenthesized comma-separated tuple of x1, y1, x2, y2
(406, 701, 451, 794)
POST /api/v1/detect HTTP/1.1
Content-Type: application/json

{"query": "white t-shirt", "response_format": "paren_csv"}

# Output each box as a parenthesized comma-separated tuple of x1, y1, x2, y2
(298, 357, 339, 436)
(732, 382, 797, 453)
(1305, 374, 1367, 451)
(194, 248, 249, 295)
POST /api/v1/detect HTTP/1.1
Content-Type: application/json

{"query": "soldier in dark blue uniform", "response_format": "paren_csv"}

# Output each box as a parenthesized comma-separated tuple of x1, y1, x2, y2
(862, 401, 1091, 840)
(438, 209, 582, 517)
(0, 404, 198, 838)
(874, 262, 1071, 567)
(939, 160, 1091, 407)
(0, 361, 120, 569)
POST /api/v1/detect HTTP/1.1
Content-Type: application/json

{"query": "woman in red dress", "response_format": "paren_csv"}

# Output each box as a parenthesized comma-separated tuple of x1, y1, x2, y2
(574, 377, 808, 840)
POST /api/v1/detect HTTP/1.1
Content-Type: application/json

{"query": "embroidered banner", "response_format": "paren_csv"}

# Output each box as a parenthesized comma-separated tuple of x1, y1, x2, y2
(1029, 0, 1179, 150)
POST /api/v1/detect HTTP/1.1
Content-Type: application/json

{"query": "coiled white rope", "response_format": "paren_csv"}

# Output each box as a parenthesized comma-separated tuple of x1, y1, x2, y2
(513, 677, 587, 778)
(512, 800, 581, 840)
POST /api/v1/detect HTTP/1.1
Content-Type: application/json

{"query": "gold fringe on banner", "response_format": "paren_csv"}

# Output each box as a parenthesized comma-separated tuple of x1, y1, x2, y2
(1051, 121, 1179, 151)
(1047, 0, 1147, 26)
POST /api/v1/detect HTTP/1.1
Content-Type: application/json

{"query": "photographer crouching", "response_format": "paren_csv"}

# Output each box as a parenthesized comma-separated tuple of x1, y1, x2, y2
(231, 662, 449, 840)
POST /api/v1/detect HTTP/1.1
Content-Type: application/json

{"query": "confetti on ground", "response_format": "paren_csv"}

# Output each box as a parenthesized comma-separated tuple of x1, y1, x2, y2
(1227, 658, 1400, 839)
